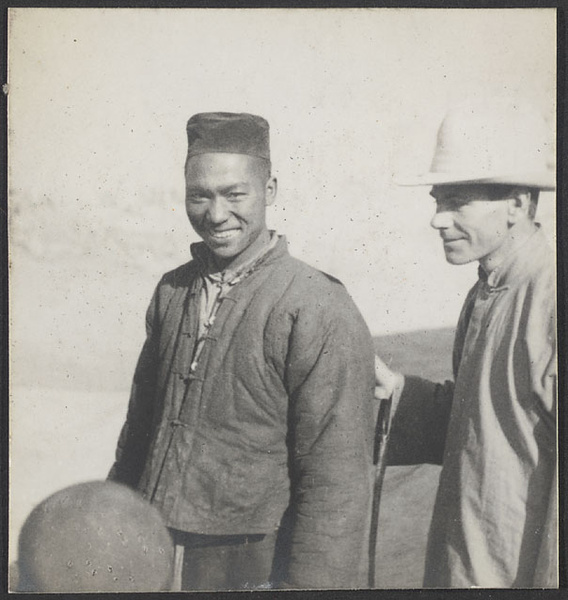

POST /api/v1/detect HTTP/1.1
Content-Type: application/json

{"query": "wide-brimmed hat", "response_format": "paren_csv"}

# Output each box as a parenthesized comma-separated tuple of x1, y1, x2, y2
(399, 98, 555, 190)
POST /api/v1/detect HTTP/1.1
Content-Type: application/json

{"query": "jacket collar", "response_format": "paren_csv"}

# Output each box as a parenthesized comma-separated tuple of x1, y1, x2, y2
(191, 232, 288, 282)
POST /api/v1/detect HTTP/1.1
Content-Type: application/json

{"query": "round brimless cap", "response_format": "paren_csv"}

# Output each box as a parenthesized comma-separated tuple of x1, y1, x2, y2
(17, 480, 174, 592)
(186, 112, 270, 161)
(399, 98, 555, 190)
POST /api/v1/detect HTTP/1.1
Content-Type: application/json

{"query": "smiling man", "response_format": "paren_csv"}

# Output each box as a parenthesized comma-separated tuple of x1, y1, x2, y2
(108, 113, 375, 590)
(375, 99, 557, 588)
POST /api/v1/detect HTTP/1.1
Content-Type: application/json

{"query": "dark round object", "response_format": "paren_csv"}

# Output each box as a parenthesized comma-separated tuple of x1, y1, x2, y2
(18, 480, 174, 592)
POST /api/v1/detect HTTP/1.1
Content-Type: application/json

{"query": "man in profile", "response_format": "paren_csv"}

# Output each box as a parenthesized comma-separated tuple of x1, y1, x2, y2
(375, 98, 557, 587)
(109, 112, 375, 590)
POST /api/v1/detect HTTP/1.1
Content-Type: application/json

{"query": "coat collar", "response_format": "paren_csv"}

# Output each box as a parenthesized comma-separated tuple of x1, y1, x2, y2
(190, 232, 288, 283)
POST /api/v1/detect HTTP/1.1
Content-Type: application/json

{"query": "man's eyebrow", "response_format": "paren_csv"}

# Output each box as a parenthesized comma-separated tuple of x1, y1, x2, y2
(186, 182, 250, 194)
(219, 183, 249, 193)
(185, 185, 208, 194)
(430, 190, 470, 202)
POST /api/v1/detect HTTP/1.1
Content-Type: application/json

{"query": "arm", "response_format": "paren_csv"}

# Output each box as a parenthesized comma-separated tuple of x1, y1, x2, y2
(532, 362, 557, 587)
(525, 274, 557, 586)
(281, 293, 375, 589)
(375, 280, 481, 464)
(374, 355, 454, 466)
(533, 449, 558, 587)
(107, 292, 159, 488)
(386, 375, 454, 465)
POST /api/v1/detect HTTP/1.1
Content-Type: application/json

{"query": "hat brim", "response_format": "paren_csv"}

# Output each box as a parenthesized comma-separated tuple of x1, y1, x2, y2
(397, 171, 556, 191)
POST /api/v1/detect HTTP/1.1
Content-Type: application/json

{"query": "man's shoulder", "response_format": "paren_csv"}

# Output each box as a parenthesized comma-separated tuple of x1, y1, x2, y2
(271, 256, 372, 344)
(279, 254, 346, 292)
(157, 259, 200, 290)
(518, 234, 555, 288)
(503, 234, 556, 323)
(272, 254, 364, 319)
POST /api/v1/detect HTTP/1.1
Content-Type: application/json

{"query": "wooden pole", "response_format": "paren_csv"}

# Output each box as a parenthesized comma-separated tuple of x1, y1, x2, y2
(368, 396, 392, 588)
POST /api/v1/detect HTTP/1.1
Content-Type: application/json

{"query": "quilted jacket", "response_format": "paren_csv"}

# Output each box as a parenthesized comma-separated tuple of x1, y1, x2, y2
(109, 236, 375, 588)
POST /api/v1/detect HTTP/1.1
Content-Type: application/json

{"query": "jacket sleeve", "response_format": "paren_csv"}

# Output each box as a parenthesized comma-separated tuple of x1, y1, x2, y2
(385, 284, 473, 466)
(107, 291, 159, 488)
(524, 271, 557, 586)
(533, 450, 558, 587)
(386, 375, 454, 466)
(280, 289, 375, 589)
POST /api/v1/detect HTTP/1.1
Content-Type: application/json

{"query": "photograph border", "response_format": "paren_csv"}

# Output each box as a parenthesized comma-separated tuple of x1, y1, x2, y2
(2, 2, 565, 597)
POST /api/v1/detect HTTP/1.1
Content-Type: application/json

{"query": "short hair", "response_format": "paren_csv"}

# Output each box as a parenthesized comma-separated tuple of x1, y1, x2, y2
(527, 188, 540, 219)
(252, 157, 272, 183)
(481, 184, 540, 219)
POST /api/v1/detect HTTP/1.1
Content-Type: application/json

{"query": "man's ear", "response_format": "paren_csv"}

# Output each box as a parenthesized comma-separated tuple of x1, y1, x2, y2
(506, 188, 531, 224)
(265, 176, 277, 207)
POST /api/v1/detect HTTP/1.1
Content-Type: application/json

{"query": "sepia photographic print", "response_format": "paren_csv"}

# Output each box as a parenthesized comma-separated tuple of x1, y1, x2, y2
(7, 7, 558, 592)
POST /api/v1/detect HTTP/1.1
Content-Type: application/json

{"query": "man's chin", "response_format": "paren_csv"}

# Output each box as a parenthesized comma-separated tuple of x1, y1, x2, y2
(209, 246, 237, 261)
(444, 251, 473, 266)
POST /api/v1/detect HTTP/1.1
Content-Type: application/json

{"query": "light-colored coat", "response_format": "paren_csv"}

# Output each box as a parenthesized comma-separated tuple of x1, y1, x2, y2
(388, 227, 557, 588)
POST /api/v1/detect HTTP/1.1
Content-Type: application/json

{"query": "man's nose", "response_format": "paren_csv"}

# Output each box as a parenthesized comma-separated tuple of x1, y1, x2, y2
(430, 207, 453, 230)
(206, 197, 230, 224)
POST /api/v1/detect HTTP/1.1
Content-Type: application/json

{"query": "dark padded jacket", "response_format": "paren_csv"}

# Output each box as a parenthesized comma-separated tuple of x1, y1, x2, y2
(109, 236, 375, 588)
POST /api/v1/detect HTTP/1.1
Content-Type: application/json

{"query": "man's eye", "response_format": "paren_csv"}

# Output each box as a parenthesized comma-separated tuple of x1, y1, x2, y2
(188, 195, 207, 203)
(227, 192, 245, 200)
(437, 198, 468, 211)
(452, 200, 470, 210)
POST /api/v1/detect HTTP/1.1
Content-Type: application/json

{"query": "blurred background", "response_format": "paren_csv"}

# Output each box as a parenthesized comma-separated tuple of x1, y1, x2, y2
(8, 7, 556, 587)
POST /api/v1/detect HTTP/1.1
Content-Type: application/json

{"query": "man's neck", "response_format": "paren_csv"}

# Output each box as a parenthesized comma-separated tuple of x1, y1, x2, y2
(479, 220, 538, 275)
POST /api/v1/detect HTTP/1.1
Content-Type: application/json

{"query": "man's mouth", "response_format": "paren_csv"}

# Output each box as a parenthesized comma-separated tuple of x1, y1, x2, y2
(208, 228, 240, 240)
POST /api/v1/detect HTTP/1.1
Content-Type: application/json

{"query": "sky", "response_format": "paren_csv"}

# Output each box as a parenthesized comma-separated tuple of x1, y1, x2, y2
(8, 8, 556, 343)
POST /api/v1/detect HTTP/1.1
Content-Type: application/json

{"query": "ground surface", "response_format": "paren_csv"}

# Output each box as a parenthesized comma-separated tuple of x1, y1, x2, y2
(10, 328, 453, 590)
